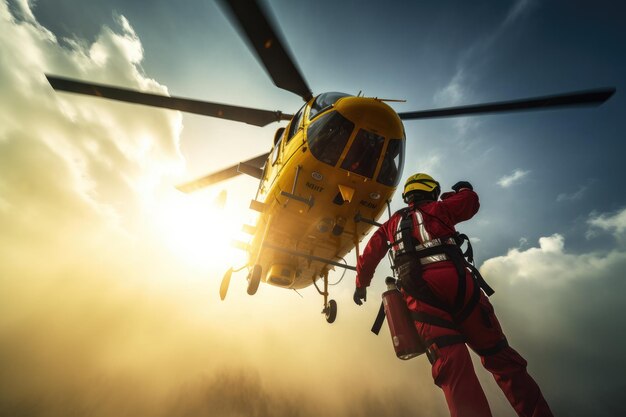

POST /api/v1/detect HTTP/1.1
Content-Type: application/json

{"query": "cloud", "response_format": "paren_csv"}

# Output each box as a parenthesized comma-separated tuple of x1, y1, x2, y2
(587, 207, 626, 240)
(497, 168, 530, 188)
(480, 230, 626, 416)
(434, 68, 468, 107)
(502, 0, 535, 28)
(408, 152, 441, 177)
(556, 185, 588, 202)
(432, 69, 481, 137)
(556, 179, 595, 202)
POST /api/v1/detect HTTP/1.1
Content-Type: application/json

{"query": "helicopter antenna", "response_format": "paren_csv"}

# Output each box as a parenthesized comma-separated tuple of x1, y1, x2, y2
(375, 98, 407, 103)
(357, 90, 363, 97)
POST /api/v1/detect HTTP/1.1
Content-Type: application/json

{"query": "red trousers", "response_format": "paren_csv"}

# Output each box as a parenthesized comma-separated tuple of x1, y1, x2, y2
(405, 263, 553, 417)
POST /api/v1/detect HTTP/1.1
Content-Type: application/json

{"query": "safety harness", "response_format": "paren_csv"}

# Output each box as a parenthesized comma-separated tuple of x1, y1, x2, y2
(371, 206, 502, 363)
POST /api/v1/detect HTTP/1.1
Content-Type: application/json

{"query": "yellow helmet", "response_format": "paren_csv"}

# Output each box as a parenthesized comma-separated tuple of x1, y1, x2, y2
(402, 173, 440, 202)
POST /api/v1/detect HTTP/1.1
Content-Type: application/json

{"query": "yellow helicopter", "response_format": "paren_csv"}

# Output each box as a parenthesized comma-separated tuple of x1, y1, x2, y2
(46, 0, 615, 323)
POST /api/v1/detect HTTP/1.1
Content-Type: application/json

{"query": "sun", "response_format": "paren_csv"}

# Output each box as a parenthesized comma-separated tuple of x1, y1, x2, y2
(152, 189, 250, 270)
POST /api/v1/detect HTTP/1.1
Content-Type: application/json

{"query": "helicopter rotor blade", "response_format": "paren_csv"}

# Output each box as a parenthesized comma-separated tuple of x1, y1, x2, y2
(398, 88, 616, 120)
(46, 75, 292, 126)
(218, 0, 313, 102)
(176, 152, 270, 193)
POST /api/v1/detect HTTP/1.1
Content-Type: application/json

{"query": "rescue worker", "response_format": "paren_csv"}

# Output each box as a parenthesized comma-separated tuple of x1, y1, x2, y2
(353, 173, 553, 417)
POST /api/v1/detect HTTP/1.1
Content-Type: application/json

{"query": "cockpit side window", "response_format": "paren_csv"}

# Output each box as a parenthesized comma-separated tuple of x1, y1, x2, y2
(271, 135, 282, 166)
(286, 104, 306, 142)
(307, 111, 354, 166)
(309, 92, 350, 120)
(376, 138, 405, 186)
(341, 129, 385, 178)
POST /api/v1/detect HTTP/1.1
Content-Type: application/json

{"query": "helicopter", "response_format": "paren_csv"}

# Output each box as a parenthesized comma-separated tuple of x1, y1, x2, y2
(45, 0, 615, 323)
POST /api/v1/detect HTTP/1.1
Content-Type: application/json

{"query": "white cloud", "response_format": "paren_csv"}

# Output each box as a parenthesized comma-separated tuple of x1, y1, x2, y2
(556, 185, 588, 202)
(502, 0, 535, 28)
(434, 69, 468, 107)
(482, 234, 567, 283)
(497, 168, 530, 188)
(416, 152, 441, 174)
(480, 229, 626, 415)
(433, 66, 482, 137)
(587, 207, 626, 238)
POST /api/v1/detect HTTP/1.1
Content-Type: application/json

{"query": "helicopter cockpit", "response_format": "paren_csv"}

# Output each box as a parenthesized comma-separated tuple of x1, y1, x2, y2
(309, 92, 350, 120)
(306, 93, 405, 187)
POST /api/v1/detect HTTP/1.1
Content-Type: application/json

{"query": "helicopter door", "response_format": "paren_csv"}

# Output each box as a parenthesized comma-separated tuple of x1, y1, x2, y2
(286, 104, 305, 143)
(270, 128, 285, 166)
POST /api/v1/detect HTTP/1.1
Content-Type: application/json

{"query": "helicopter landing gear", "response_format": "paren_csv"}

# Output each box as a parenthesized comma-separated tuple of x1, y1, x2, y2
(324, 299, 337, 323)
(219, 267, 233, 300)
(247, 264, 262, 295)
(314, 270, 337, 324)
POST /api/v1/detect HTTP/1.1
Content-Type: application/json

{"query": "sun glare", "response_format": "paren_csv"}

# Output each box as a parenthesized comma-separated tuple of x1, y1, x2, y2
(154, 190, 250, 269)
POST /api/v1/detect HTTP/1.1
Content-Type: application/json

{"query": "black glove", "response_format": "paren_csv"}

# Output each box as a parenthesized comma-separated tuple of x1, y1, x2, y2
(353, 286, 367, 305)
(451, 181, 473, 192)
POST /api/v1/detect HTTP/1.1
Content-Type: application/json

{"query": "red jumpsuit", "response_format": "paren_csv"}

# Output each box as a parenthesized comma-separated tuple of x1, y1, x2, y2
(356, 189, 553, 417)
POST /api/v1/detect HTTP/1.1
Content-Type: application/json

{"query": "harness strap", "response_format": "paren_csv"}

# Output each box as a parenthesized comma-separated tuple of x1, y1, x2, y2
(395, 271, 451, 313)
(411, 311, 458, 330)
(371, 299, 460, 336)
(454, 280, 481, 323)
(473, 338, 509, 357)
(449, 249, 467, 315)
(467, 262, 494, 296)
(425, 334, 466, 364)
(398, 208, 415, 255)
(455, 233, 474, 263)
(402, 243, 470, 317)
(371, 302, 386, 335)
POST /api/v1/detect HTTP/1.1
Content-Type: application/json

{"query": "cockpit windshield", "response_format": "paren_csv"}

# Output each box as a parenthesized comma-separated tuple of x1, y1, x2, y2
(376, 138, 405, 186)
(309, 92, 350, 120)
(307, 105, 404, 185)
(341, 129, 385, 179)
(307, 110, 354, 166)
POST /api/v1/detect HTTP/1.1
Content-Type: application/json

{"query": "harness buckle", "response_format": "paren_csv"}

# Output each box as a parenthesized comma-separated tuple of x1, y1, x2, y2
(426, 344, 440, 364)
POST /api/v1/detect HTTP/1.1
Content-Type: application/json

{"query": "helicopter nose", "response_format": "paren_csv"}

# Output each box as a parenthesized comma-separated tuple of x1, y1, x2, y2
(334, 96, 403, 136)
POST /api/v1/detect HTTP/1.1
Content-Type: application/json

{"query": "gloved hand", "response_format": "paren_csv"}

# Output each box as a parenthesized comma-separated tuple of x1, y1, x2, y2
(440, 191, 456, 200)
(451, 181, 473, 192)
(353, 286, 367, 305)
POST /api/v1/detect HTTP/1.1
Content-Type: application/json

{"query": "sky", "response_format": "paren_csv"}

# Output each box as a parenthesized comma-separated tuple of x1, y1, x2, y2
(1, 0, 626, 416)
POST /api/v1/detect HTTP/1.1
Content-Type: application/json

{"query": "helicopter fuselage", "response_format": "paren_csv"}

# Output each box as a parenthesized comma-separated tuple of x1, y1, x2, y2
(245, 93, 405, 289)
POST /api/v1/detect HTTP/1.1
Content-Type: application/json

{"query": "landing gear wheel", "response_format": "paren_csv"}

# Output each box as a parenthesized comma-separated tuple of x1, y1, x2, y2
(219, 268, 233, 301)
(324, 299, 337, 324)
(247, 264, 262, 295)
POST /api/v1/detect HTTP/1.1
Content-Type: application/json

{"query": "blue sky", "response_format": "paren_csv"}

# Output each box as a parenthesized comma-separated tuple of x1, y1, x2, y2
(2, 1, 626, 416)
